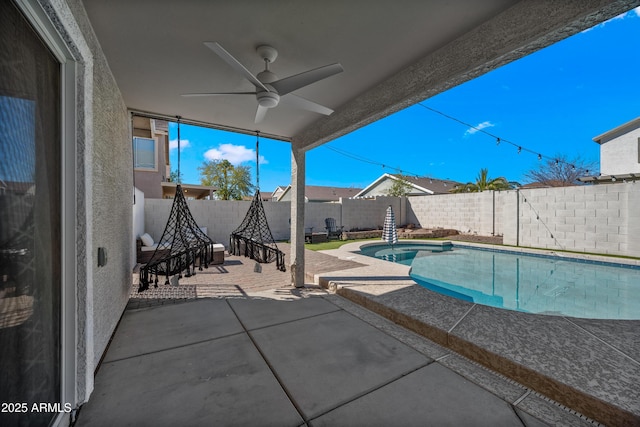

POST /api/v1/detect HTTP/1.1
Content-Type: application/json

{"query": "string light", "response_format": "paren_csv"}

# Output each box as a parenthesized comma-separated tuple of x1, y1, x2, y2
(417, 103, 586, 174)
(323, 104, 591, 180)
(323, 145, 425, 179)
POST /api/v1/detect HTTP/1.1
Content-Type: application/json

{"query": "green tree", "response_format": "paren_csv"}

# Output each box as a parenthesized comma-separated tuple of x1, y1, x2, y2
(199, 159, 253, 200)
(451, 168, 510, 193)
(385, 175, 413, 197)
(169, 169, 183, 183)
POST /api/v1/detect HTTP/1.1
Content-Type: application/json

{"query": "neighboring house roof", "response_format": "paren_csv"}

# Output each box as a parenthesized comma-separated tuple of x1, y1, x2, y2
(270, 185, 287, 200)
(260, 191, 272, 201)
(277, 185, 363, 202)
(519, 180, 568, 189)
(592, 116, 640, 144)
(160, 182, 216, 200)
(578, 173, 639, 184)
(355, 173, 460, 198)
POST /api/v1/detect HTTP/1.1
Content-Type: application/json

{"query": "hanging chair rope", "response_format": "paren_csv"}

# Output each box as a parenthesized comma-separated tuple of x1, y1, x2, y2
(139, 117, 216, 291)
(229, 132, 286, 271)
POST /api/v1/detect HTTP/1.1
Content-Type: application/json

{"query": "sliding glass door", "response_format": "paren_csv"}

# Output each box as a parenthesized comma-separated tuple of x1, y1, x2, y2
(0, 1, 62, 425)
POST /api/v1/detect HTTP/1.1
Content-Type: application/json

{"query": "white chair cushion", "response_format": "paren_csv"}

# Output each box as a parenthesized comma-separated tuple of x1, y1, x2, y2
(140, 233, 154, 247)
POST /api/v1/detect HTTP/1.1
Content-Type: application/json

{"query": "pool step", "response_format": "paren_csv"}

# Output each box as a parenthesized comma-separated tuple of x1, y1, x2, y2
(317, 278, 640, 427)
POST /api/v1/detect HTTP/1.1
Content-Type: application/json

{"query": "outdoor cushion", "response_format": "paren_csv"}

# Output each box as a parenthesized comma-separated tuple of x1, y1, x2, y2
(140, 233, 154, 247)
(140, 243, 170, 252)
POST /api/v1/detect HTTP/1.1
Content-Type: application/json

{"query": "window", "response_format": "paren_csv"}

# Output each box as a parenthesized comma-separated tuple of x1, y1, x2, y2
(133, 137, 157, 170)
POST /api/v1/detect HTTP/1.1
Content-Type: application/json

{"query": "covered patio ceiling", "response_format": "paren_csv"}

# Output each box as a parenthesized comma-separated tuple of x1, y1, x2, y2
(82, 1, 635, 150)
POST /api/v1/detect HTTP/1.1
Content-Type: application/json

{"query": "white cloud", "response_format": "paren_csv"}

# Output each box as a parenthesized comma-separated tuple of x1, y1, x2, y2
(204, 143, 267, 165)
(169, 138, 191, 150)
(464, 121, 495, 137)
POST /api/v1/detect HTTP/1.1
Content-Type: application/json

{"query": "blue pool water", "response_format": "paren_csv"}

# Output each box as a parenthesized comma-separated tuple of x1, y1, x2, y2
(360, 243, 640, 320)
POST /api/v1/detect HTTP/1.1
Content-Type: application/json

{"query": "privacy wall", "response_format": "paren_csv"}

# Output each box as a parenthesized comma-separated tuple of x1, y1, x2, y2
(143, 196, 405, 245)
(407, 184, 640, 258)
(143, 185, 639, 258)
(506, 183, 640, 257)
(406, 191, 506, 237)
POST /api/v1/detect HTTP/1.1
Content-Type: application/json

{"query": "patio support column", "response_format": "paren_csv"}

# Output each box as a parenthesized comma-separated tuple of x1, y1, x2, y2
(290, 146, 305, 287)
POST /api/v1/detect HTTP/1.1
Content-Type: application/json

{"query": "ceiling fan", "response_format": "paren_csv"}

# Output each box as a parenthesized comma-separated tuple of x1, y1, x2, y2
(183, 42, 344, 123)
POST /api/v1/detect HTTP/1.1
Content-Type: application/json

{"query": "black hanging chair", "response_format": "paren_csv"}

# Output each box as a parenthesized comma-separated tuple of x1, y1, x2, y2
(138, 118, 215, 292)
(229, 133, 286, 272)
(138, 184, 215, 291)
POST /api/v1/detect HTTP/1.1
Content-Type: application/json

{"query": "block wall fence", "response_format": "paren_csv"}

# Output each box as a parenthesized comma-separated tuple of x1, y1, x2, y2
(407, 183, 640, 258)
(140, 184, 640, 258)
(142, 196, 404, 248)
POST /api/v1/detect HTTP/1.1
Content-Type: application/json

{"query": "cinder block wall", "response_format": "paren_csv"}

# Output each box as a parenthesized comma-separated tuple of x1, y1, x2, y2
(406, 191, 501, 236)
(515, 184, 637, 256)
(304, 202, 342, 233)
(406, 185, 639, 258)
(341, 196, 404, 231)
(145, 199, 294, 246)
(144, 186, 640, 258)
(144, 196, 401, 245)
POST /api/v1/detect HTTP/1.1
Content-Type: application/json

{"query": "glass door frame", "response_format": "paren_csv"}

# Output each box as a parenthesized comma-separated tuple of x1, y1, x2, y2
(13, 1, 80, 425)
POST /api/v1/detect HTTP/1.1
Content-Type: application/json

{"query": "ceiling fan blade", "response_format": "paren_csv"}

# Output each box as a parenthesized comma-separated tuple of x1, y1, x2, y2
(204, 42, 269, 92)
(271, 63, 344, 96)
(254, 104, 269, 123)
(182, 92, 256, 97)
(281, 94, 334, 115)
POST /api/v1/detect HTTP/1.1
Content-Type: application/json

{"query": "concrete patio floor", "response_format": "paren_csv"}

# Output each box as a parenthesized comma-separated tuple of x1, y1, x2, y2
(76, 242, 629, 426)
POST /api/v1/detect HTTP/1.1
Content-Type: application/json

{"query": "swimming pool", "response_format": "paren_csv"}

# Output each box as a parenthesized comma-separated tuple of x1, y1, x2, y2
(360, 243, 640, 320)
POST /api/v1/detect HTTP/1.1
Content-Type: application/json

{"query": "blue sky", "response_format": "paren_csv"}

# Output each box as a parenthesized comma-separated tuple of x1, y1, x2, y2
(170, 7, 640, 193)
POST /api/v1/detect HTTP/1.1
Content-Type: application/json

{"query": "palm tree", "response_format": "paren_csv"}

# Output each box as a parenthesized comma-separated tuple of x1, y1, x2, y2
(451, 168, 510, 193)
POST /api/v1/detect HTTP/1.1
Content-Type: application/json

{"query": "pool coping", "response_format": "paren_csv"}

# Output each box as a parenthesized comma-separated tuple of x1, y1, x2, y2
(314, 240, 640, 427)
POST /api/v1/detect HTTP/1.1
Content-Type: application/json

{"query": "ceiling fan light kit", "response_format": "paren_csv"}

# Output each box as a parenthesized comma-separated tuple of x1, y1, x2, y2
(183, 42, 343, 123)
(257, 90, 279, 108)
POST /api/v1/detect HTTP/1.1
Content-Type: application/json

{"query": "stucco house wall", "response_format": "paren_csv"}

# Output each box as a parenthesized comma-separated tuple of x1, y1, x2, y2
(62, 0, 133, 388)
(597, 117, 640, 175)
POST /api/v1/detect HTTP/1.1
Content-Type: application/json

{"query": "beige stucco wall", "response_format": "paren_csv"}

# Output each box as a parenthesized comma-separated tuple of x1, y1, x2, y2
(599, 125, 640, 175)
(65, 0, 133, 371)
